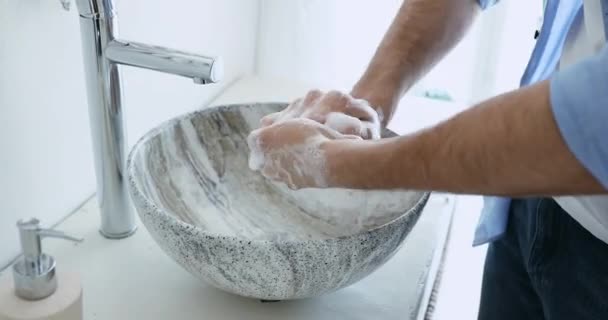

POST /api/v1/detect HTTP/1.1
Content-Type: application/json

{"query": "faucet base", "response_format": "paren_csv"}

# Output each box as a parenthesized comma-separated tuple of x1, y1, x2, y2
(98, 226, 138, 240)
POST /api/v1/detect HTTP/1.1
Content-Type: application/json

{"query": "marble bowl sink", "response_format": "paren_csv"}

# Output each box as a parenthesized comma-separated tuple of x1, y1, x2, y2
(127, 103, 430, 300)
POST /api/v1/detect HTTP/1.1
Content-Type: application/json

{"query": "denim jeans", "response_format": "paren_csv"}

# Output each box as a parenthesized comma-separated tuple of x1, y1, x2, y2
(478, 198, 608, 320)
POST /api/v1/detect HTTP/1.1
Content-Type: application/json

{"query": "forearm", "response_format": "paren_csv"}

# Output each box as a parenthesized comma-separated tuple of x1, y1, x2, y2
(351, 0, 480, 125)
(328, 80, 606, 196)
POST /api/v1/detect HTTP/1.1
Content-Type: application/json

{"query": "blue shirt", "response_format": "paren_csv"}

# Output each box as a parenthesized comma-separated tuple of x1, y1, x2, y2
(473, 0, 608, 245)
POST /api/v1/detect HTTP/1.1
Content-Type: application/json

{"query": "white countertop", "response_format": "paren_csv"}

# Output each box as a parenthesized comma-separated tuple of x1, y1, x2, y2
(0, 77, 461, 319)
(19, 193, 454, 320)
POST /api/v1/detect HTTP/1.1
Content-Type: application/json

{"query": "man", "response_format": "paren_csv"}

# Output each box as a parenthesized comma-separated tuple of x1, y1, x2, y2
(247, 0, 608, 319)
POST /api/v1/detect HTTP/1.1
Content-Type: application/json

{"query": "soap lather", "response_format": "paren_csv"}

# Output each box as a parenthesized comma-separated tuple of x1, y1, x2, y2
(12, 218, 83, 301)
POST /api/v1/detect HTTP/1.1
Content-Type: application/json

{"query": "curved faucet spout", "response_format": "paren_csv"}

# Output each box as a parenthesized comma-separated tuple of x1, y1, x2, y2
(106, 40, 224, 84)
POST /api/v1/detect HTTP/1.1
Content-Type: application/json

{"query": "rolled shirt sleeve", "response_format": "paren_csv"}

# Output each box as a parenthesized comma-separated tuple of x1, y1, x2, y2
(550, 46, 608, 189)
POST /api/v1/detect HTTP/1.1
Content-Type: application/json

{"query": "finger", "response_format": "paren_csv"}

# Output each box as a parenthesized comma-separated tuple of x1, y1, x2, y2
(323, 112, 363, 136)
(344, 99, 379, 123)
(317, 90, 349, 111)
(260, 112, 282, 127)
(335, 125, 360, 136)
(318, 123, 360, 140)
(302, 89, 324, 105)
(306, 112, 327, 124)
(286, 97, 302, 109)
(261, 156, 283, 180)
(294, 118, 348, 140)
(362, 123, 382, 140)
(323, 90, 347, 101)
(249, 126, 279, 154)
(282, 170, 298, 190)
(282, 167, 307, 190)
(267, 98, 302, 124)
(341, 134, 364, 140)
(299, 90, 325, 123)
(359, 125, 373, 140)
(261, 166, 279, 181)
(262, 159, 296, 189)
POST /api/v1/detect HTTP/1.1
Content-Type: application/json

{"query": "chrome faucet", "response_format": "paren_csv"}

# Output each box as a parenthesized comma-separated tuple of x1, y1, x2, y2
(63, 0, 224, 238)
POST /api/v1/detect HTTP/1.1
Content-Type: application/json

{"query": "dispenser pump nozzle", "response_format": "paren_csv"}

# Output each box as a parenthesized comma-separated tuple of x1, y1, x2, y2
(12, 218, 83, 300)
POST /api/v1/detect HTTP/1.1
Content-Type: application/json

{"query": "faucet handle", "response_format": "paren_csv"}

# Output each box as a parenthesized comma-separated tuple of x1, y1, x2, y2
(59, 0, 71, 11)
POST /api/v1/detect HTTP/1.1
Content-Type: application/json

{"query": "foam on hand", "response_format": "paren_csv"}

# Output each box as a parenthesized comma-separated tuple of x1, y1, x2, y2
(324, 112, 362, 136)
(244, 110, 399, 236)
(247, 131, 265, 171)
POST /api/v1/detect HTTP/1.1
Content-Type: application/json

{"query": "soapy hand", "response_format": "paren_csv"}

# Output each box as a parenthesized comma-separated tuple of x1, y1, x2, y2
(260, 90, 382, 140)
(248, 118, 360, 189)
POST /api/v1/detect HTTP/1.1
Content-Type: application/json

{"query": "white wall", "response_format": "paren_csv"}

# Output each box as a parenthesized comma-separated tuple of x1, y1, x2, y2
(478, 0, 544, 98)
(256, 0, 400, 92)
(0, 0, 259, 267)
(256, 0, 542, 105)
(256, 0, 488, 103)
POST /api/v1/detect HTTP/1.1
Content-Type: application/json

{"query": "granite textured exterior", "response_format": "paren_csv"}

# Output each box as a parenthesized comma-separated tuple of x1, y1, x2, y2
(127, 103, 430, 300)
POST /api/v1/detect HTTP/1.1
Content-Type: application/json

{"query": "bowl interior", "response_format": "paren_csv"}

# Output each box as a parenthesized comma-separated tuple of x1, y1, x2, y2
(130, 103, 425, 241)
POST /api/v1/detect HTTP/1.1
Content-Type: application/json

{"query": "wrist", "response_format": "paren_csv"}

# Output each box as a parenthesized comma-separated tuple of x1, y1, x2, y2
(322, 139, 364, 188)
(351, 81, 399, 126)
(321, 138, 393, 189)
(321, 133, 432, 190)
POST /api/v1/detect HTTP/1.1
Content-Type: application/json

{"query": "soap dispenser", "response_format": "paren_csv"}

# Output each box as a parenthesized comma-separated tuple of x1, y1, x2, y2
(0, 218, 84, 320)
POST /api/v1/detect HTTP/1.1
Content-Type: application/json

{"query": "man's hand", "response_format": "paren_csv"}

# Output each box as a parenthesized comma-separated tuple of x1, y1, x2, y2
(247, 118, 361, 189)
(260, 90, 382, 140)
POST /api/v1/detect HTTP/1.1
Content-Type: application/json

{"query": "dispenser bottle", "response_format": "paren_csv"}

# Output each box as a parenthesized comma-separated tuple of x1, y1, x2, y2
(0, 218, 84, 320)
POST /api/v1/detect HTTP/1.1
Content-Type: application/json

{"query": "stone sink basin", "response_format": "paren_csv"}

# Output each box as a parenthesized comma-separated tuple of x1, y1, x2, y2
(127, 103, 430, 300)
